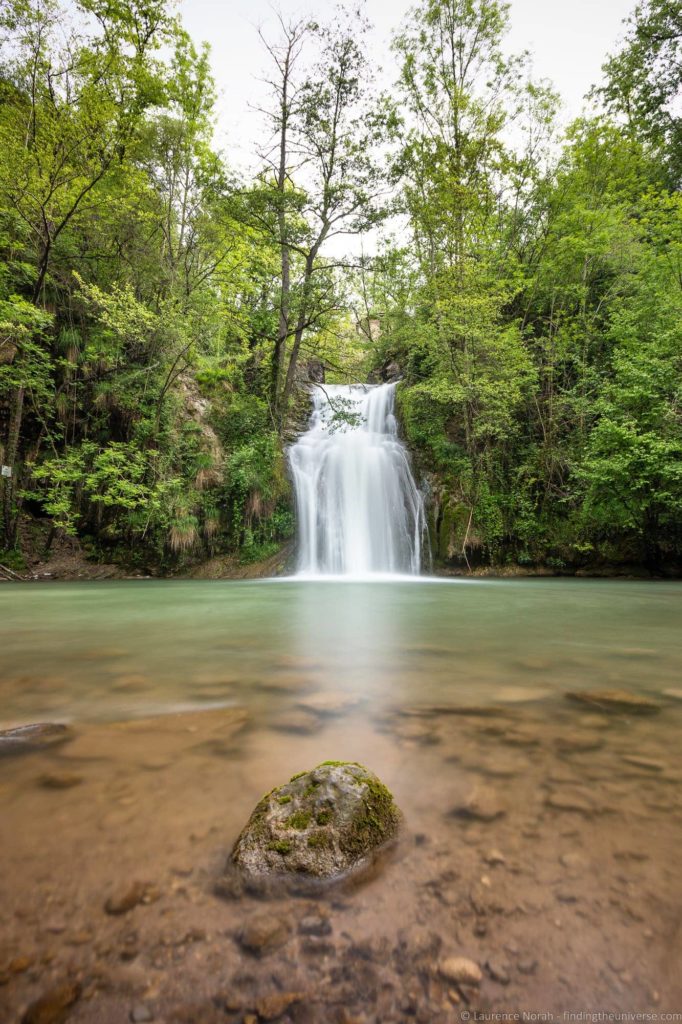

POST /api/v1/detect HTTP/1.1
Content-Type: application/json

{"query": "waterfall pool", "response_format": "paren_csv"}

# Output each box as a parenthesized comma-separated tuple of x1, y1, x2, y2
(1, 577, 681, 1020)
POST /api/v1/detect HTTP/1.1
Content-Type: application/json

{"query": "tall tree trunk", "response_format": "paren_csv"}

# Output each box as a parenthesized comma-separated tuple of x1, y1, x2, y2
(267, 24, 302, 418)
(2, 386, 25, 548)
(280, 249, 318, 419)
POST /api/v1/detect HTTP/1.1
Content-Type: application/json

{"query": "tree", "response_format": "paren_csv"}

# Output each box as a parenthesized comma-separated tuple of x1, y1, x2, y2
(254, 7, 391, 425)
(388, 0, 549, 557)
(0, 0, 175, 544)
(599, 0, 682, 185)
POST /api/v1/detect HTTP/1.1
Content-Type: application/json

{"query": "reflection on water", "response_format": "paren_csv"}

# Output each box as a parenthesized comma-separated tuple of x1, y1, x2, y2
(1, 578, 680, 723)
(0, 579, 681, 1022)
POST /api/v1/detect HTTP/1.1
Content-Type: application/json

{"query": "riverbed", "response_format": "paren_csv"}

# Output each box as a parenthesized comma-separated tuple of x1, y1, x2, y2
(1, 578, 681, 1023)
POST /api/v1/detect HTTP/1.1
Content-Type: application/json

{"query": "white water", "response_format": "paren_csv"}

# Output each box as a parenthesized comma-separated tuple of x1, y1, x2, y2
(288, 383, 427, 577)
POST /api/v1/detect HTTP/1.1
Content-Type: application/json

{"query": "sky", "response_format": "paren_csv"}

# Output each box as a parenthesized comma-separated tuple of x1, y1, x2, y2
(179, 0, 635, 169)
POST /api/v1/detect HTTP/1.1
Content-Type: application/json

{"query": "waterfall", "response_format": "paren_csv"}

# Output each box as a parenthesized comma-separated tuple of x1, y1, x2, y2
(288, 382, 427, 577)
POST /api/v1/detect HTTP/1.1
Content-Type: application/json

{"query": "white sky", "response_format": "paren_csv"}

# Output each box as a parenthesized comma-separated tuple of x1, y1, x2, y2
(180, 0, 634, 169)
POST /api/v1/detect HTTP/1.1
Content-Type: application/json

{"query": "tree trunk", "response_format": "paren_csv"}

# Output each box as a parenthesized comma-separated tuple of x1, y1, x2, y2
(280, 249, 318, 419)
(2, 386, 25, 548)
(269, 33, 296, 417)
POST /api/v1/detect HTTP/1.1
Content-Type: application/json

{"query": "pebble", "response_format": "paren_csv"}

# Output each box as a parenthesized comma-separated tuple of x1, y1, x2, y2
(297, 691, 361, 715)
(270, 711, 320, 735)
(301, 937, 335, 956)
(254, 992, 306, 1020)
(546, 789, 595, 815)
(438, 956, 482, 986)
(94, 963, 149, 994)
(299, 914, 331, 937)
(38, 773, 83, 790)
(485, 957, 511, 984)
(21, 982, 81, 1023)
(483, 849, 506, 866)
(451, 786, 505, 822)
(555, 733, 604, 753)
(105, 881, 160, 915)
(559, 851, 588, 874)
(237, 913, 291, 954)
(499, 728, 541, 748)
(518, 958, 538, 975)
(393, 719, 440, 744)
(401, 926, 442, 961)
(8, 955, 34, 974)
(130, 1005, 154, 1023)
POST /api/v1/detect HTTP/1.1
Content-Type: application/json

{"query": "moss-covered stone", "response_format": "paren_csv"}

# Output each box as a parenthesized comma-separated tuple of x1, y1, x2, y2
(230, 761, 401, 888)
(267, 839, 293, 855)
(287, 809, 312, 829)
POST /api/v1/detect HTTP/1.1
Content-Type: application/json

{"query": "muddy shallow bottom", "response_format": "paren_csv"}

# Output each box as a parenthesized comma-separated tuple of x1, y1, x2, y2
(1, 579, 681, 1023)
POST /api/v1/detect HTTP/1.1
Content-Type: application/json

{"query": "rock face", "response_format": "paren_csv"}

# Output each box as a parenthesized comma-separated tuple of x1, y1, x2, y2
(231, 761, 401, 888)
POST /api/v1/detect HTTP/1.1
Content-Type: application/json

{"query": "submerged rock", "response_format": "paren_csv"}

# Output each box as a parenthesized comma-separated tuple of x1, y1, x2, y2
(270, 710, 320, 735)
(230, 761, 401, 889)
(104, 881, 160, 916)
(546, 788, 596, 816)
(21, 982, 81, 1024)
(439, 956, 482, 986)
(38, 772, 83, 790)
(254, 992, 306, 1020)
(0, 722, 73, 757)
(450, 786, 506, 822)
(237, 912, 291, 954)
(565, 690, 660, 714)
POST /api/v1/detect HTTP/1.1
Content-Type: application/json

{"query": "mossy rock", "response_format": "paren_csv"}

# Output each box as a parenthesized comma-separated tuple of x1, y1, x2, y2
(231, 762, 401, 888)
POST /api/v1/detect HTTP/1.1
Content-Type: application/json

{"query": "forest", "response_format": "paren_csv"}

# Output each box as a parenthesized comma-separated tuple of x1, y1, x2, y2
(0, 0, 680, 577)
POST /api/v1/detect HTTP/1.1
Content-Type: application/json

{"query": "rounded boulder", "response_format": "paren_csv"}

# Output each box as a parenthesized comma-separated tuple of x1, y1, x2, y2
(231, 761, 401, 888)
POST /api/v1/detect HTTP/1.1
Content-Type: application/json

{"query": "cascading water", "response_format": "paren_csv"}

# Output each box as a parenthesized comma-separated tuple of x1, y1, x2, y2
(288, 382, 427, 577)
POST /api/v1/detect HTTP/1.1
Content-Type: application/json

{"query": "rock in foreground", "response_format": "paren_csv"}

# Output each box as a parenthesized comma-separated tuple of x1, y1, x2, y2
(231, 761, 400, 888)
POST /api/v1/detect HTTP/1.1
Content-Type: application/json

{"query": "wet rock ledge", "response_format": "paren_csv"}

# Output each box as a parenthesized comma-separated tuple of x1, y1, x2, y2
(228, 761, 401, 891)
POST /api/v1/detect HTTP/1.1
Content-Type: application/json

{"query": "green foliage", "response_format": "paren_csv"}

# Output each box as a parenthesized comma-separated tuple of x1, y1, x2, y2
(373, 0, 682, 572)
(599, 0, 682, 185)
(225, 434, 293, 553)
(0, 0, 294, 565)
(0, 0, 679, 575)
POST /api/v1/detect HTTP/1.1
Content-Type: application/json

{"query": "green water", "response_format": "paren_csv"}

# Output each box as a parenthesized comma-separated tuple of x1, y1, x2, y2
(1, 578, 680, 725)
(2, 578, 682, 1017)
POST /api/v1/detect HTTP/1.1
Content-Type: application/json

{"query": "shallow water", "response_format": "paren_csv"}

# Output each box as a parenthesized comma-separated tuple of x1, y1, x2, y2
(1, 578, 681, 1022)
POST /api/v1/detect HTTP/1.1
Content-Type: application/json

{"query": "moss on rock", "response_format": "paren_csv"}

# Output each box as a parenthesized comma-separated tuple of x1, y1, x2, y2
(230, 761, 401, 887)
